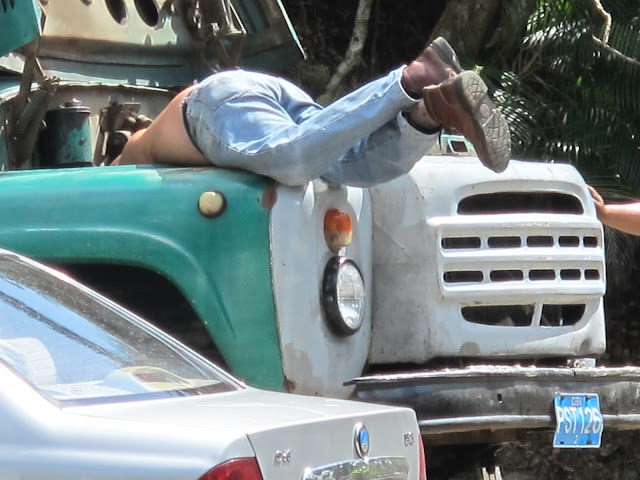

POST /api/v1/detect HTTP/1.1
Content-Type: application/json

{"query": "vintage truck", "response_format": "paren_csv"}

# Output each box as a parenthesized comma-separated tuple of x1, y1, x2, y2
(2, 0, 640, 469)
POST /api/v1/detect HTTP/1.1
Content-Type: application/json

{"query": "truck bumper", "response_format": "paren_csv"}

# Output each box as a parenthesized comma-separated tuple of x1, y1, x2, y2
(348, 366, 640, 436)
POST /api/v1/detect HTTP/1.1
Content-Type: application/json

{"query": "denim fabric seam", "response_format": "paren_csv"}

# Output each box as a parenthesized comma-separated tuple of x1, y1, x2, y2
(181, 93, 205, 155)
(185, 78, 257, 155)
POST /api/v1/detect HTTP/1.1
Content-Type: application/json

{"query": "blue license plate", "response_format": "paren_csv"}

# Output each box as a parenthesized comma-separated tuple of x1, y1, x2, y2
(553, 393, 603, 448)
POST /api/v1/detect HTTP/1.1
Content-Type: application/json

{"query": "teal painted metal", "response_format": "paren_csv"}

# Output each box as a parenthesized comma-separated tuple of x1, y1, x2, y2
(0, 165, 285, 390)
(39, 102, 93, 167)
(0, 0, 302, 84)
(233, 0, 304, 71)
(0, 0, 41, 57)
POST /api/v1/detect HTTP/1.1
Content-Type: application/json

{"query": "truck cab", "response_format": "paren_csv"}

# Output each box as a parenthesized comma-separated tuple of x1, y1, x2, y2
(2, 0, 640, 457)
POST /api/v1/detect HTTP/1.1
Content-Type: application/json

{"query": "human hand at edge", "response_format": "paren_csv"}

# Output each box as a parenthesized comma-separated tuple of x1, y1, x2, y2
(588, 185, 606, 220)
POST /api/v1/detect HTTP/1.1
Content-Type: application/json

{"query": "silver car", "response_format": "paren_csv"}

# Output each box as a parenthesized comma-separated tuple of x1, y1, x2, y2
(0, 250, 425, 480)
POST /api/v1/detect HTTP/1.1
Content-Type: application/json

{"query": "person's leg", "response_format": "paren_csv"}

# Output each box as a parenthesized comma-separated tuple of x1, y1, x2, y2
(185, 68, 432, 186)
(319, 110, 439, 187)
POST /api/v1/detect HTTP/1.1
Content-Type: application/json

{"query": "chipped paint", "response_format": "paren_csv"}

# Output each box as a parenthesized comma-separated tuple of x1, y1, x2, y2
(261, 182, 278, 209)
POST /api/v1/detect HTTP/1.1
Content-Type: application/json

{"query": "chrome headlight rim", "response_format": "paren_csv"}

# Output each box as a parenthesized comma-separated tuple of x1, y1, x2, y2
(321, 256, 365, 336)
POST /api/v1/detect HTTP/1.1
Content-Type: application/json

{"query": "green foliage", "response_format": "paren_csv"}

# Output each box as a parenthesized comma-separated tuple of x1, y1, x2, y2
(493, 0, 640, 195)
(281, 0, 446, 99)
(283, 0, 639, 197)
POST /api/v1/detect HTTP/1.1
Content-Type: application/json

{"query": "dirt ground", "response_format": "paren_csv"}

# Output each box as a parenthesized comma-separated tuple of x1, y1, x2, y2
(491, 430, 640, 479)
(425, 430, 640, 479)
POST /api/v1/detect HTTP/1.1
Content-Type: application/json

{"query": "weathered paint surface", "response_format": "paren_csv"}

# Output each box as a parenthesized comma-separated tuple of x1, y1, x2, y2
(0, 165, 286, 390)
(270, 181, 373, 397)
(368, 158, 606, 364)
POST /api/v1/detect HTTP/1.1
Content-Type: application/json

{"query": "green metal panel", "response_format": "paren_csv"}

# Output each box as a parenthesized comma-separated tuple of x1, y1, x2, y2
(0, 0, 301, 84)
(229, 0, 304, 71)
(0, 0, 41, 57)
(0, 165, 285, 390)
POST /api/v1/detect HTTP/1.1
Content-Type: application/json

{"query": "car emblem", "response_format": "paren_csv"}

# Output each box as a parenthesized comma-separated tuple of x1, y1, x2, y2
(274, 449, 292, 465)
(353, 423, 370, 458)
(403, 432, 415, 447)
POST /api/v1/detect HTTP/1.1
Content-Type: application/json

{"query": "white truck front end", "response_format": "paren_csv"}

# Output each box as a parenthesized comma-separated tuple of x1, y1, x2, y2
(346, 156, 640, 445)
(369, 157, 605, 364)
(266, 153, 640, 447)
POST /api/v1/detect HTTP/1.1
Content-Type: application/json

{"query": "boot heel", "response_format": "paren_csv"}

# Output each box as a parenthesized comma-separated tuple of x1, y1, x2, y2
(431, 37, 463, 74)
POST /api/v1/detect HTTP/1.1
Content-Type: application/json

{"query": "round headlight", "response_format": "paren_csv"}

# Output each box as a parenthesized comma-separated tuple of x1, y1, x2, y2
(322, 256, 366, 335)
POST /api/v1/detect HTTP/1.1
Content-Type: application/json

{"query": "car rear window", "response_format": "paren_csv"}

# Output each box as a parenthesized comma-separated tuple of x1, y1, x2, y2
(0, 254, 238, 405)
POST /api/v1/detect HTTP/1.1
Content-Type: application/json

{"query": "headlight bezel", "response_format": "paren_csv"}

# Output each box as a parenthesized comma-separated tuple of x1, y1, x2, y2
(321, 256, 366, 336)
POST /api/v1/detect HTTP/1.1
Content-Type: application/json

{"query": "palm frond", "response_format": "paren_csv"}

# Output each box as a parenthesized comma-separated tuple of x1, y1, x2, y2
(486, 0, 640, 195)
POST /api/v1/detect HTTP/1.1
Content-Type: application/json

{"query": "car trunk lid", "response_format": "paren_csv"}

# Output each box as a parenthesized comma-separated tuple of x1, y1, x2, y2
(65, 388, 421, 480)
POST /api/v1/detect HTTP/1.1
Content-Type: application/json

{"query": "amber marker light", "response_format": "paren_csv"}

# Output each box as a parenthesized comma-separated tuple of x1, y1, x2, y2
(324, 209, 353, 252)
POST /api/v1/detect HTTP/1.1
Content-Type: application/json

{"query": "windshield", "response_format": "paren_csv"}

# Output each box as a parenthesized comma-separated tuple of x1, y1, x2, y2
(0, 254, 238, 405)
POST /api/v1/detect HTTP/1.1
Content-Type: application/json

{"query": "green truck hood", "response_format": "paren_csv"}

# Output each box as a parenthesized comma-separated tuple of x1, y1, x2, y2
(0, 165, 286, 390)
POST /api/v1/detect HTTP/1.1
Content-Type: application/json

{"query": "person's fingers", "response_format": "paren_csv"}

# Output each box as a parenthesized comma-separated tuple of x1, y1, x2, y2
(588, 185, 604, 206)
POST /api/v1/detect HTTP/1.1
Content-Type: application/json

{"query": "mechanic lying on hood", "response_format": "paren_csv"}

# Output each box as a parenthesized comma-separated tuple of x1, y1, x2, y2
(114, 37, 511, 187)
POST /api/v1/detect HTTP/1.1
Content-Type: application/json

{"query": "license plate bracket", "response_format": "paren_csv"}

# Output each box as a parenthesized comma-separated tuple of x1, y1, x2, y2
(553, 393, 603, 448)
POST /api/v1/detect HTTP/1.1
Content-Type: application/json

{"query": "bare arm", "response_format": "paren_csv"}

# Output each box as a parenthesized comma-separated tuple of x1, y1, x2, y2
(589, 185, 640, 236)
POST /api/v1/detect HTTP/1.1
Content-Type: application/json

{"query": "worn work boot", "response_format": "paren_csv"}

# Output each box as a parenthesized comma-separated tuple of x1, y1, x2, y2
(402, 37, 462, 98)
(423, 71, 511, 173)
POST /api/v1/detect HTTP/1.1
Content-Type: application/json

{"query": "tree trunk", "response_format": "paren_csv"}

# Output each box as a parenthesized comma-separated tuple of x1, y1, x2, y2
(430, 0, 502, 59)
(430, 0, 535, 66)
(318, 0, 373, 104)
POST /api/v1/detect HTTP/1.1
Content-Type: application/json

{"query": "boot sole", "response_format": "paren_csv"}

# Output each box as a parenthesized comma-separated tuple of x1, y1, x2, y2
(452, 71, 511, 173)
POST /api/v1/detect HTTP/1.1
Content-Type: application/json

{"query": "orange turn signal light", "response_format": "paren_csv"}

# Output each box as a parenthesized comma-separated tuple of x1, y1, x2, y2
(324, 209, 353, 252)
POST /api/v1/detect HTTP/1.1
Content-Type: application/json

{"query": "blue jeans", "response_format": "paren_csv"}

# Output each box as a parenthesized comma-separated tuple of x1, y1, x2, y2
(183, 67, 438, 187)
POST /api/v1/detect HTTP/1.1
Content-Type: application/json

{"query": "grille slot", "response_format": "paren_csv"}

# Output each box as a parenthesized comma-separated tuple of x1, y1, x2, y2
(559, 236, 580, 247)
(443, 268, 602, 285)
(541, 304, 585, 326)
(585, 269, 600, 280)
(527, 236, 554, 247)
(441, 237, 481, 249)
(490, 270, 524, 282)
(462, 304, 586, 327)
(443, 271, 483, 283)
(488, 236, 520, 248)
(584, 236, 599, 247)
(457, 192, 584, 215)
(560, 269, 581, 280)
(462, 305, 533, 326)
(442, 234, 599, 250)
(529, 269, 555, 281)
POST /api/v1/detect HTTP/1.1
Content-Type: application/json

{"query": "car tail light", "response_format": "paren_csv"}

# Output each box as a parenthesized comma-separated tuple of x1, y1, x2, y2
(324, 209, 352, 252)
(198, 458, 263, 480)
(418, 435, 427, 480)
